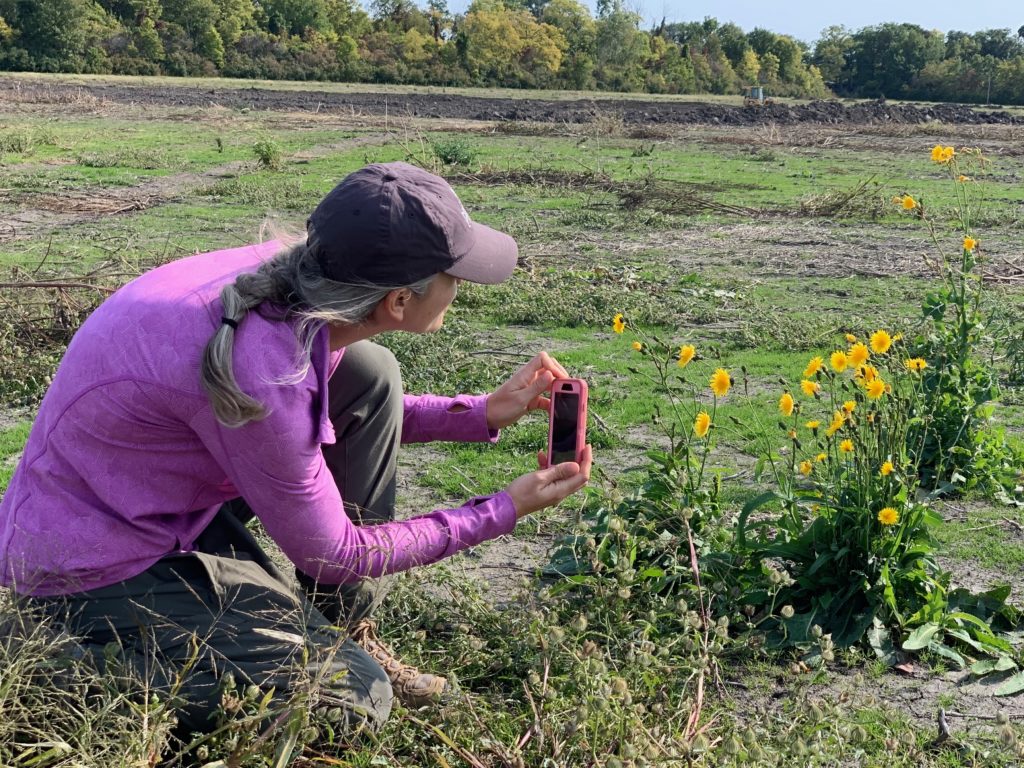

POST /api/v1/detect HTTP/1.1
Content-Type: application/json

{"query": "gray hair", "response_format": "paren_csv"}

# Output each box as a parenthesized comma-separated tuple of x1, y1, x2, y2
(201, 237, 434, 428)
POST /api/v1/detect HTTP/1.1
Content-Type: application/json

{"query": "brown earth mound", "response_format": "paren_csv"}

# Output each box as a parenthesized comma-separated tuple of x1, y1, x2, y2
(4, 79, 1021, 126)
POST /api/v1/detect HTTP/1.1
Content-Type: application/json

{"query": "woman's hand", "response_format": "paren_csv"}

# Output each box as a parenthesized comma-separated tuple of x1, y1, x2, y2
(505, 445, 592, 519)
(486, 352, 570, 431)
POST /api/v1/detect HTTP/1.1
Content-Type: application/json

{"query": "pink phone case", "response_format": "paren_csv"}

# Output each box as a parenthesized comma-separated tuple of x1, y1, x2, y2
(547, 378, 588, 465)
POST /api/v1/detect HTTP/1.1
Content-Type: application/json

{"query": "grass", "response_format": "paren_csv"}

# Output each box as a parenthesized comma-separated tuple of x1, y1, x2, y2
(2, 80, 1024, 766)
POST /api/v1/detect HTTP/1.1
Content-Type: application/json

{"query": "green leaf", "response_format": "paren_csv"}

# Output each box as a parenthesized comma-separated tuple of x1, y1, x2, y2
(995, 671, 1024, 697)
(970, 656, 1017, 676)
(867, 617, 898, 665)
(735, 490, 778, 550)
(903, 622, 941, 651)
(929, 641, 966, 669)
(637, 567, 666, 579)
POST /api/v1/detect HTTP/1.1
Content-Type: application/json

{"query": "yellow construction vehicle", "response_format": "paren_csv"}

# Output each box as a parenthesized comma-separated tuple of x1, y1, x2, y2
(743, 85, 774, 107)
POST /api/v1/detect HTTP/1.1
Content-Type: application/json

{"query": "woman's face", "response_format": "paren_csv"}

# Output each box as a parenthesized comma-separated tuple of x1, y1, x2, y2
(403, 273, 460, 333)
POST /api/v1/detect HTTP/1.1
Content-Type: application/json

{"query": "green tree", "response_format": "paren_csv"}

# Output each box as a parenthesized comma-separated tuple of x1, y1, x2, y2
(2, 0, 93, 70)
(540, 0, 595, 88)
(811, 25, 852, 87)
(593, 1, 646, 91)
(848, 23, 945, 98)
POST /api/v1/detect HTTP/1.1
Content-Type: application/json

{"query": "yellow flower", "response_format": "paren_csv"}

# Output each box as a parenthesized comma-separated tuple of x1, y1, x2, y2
(958, 174, 971, 183)
(855, 363, 879, 383)
(779, 392, 795, 417)
(869, 330, 892, 354)
(799, 460, 813, 477)
(848, 342, 870, 367)
(787, 429, 798, 440)
(631, 341, 643, 351)
(694, 411, 711, 439)
(826, 411, 845, 437)
(710, 368, 731, 397)
(845, 333, 858, 343)
(842, 400, 856, 414)
(839, 439, 854, 453)
(677, 344, 696, 368)
(815, 452, 827, 463)
(963, 237, 978, 252)
(905, 357, 928, 372)
(878, 507, 899, 526)
(901, 195, 917, 210)
(612, 313, 625, 334)
(941, 146, 955, 162)
(800, 379, 821, 397)
(830, 350, 848, 372)
(803, 356, 824, 378)
(880, 460, 894, 476)
(930, 145, 945, 162)
(805, 420, 821, 430)
(866, 378, 886, 400)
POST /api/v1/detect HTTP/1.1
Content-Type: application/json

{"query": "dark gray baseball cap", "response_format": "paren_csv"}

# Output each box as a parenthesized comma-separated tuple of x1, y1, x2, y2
(308, 161, 518, 285)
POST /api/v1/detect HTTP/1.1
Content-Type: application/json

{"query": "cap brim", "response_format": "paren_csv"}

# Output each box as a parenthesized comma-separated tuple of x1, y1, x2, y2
(444, 222, 518, 284)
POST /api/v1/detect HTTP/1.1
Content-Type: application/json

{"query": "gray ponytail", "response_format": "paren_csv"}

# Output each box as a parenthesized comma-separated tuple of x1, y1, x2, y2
(201, 237, 434, 428)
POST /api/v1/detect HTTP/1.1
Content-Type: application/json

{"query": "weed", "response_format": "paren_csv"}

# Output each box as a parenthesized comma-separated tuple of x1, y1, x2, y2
(430, 137, 478, 167)
(0, 126, 56, 154)
(252, 139, 283, 170)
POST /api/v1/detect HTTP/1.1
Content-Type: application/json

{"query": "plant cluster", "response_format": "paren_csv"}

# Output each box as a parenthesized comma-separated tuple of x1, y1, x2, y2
(550, 147, 1024, 688)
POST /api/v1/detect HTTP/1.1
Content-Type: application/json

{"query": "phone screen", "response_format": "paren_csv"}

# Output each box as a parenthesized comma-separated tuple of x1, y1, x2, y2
(550, 392, 580, 465)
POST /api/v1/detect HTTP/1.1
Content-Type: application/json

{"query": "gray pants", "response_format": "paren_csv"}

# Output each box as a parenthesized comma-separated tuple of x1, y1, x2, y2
(33, 341, 404, 736)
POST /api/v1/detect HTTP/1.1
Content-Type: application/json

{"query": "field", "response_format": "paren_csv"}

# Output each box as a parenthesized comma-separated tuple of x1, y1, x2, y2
(3, 74, 1024, 767)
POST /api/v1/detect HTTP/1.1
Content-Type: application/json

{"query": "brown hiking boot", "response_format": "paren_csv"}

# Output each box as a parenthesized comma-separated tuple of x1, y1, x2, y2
(350, 619, 447, 708)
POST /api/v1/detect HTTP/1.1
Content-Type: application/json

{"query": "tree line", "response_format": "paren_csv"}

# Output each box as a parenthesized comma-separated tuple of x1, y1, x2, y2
(0, 0, 1022, 104)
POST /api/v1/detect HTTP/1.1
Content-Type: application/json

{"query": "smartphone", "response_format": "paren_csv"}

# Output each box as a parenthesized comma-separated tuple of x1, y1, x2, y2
(547, 378, 588, 466)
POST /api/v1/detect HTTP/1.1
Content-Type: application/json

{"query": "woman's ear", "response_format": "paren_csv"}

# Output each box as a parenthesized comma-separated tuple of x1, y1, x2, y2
(373, 288, 412, 326)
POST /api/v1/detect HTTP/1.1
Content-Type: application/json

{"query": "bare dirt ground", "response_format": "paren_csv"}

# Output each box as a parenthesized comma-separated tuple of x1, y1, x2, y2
(2, 78, 1022, 127)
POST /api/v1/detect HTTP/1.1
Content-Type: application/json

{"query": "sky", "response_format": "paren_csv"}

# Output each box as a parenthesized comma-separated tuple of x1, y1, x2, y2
(445, 0, 1022, 46)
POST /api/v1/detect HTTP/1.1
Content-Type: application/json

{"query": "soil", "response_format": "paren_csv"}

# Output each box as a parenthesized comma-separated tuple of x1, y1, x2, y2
(3, 79, 1021, 127)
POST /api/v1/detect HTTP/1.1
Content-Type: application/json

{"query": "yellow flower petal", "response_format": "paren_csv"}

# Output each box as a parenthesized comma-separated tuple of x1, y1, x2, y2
(779, 392, 795, 417)
(800, 379, 821, 397)
(612, 313, 625, 334)
(677, 344, 696, 368)
(848, 342, 870, 367)
(878, 507, 899, 526)
(803, 356, 824, 378)
(694, 411, 711, 439)
(830, 350, 848, 372)
(880, 460, 894, 476)
(839, 439, 854, 453)
(710, 368, 732, 398)
(869, 330, 892, 355)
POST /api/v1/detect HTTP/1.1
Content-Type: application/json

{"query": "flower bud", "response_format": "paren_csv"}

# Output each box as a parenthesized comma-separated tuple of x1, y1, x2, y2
(780, 605, 795, 619)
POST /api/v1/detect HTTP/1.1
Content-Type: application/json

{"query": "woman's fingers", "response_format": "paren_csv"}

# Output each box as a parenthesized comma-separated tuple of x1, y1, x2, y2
(540, 351, 570, 379)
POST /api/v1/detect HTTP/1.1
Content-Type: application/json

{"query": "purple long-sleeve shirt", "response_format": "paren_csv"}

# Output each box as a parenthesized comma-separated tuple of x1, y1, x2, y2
(0, 241, 517, 597)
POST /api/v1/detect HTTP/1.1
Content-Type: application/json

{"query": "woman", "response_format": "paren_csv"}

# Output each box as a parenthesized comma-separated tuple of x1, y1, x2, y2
(0, 162, 592, 736)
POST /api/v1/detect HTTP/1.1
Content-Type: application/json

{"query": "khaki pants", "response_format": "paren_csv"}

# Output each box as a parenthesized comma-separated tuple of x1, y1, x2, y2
(34, 341, 404, 736)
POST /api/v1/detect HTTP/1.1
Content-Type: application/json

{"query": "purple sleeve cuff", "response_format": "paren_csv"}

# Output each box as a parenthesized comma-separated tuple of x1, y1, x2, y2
(436, 491, 519, 556)
(402, 393, 499, 444)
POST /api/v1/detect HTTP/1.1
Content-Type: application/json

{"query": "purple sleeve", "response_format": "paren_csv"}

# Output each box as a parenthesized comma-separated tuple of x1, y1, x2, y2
(194, 352, 516, 584)
(402, 393, 499, 444)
